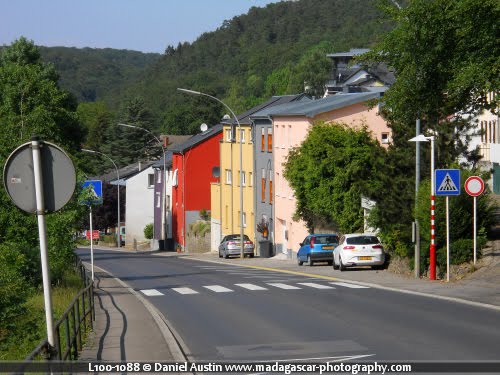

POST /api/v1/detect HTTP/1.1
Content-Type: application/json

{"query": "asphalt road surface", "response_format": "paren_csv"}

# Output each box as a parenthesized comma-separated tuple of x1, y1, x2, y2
(76, 249, 500, 363)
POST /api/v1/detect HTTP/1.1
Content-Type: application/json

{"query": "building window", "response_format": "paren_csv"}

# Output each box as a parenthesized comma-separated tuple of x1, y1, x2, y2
(156, 192, 161, 208)
(249, 172, 253, 187)
(240, 128, 246, 143)
(269, 170, 273, 204)
(381, 132, 390, 144)
(148, 173, 155, 188)
(226, 129, 232, 142)
(261, 128, 265, 151)
(267, 127, 273, 152)
(241, 170, 246, 186)
(242, 212, 247, 228)
(157, 170, 162, 183)
(226, 169, 232, 184)
(261, 168, 266, 202)
(166, 195, 170, 210)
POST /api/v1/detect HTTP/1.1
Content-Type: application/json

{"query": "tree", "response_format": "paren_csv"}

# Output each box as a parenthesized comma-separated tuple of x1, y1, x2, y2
(284, 122, 388, 233)
(0, 38, 86, 291)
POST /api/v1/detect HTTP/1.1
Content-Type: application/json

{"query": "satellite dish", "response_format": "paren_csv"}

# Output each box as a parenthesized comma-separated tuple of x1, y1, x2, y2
(200, 123, 208, 132)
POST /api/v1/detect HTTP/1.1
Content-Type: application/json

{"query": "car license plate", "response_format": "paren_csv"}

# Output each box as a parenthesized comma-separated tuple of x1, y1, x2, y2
(323, 246, 333, 249)
(359, 256, 372, 261)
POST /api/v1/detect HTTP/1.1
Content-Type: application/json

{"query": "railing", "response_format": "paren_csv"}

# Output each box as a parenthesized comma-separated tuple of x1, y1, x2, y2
(24, 258, 95, 362)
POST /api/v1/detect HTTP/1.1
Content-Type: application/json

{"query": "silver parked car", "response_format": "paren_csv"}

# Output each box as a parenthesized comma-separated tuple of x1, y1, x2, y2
(218, 234, 255, 258)
(333, 233, 385, 271)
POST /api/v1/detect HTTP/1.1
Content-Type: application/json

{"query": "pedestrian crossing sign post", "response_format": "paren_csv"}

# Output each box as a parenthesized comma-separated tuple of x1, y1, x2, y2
(81, 179, 103, 281)
(435, 169, 461, 196)
(434, 169, 461, 282)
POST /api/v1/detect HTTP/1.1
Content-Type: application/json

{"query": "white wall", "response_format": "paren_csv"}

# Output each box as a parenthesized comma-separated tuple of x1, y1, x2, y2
(125, 166, 155, 246)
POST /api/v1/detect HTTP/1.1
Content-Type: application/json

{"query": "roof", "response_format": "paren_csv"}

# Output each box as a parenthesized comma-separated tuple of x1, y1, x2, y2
(152, 151, 173, 169)
(168, 123, 223, 153)
(326, 48, 370, 58)
(94, 160, 156, 185)
(252, 92, 380, 119)
(225, 94, 310, 125)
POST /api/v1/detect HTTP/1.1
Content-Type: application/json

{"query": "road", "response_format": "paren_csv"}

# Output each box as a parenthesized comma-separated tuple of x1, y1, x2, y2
(76, 249, 500, 363)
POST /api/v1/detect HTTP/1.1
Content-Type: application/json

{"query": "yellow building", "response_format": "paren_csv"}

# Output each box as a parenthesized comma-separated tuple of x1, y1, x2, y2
(211, 120, 255, 251)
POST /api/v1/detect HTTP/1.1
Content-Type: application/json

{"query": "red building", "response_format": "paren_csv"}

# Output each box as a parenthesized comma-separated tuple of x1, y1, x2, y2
(170, 124, 222, 250)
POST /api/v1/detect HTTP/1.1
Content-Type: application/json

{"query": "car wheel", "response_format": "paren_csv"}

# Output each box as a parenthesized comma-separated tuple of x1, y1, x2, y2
(218, 250, 222, 258)
(224, 249, 229, 259)
(339, 257, 346, 271)
(297, 256, 303, 266)
(327, 260, 333, 266)
(333, 256, 339, 270)
(250, 254, 254, 258)
(307, 255, 314, 267)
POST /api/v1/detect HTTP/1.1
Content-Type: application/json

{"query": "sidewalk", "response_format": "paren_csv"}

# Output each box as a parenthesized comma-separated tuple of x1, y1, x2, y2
(78, 243, 500, 362)
(78, 265, 184, 363)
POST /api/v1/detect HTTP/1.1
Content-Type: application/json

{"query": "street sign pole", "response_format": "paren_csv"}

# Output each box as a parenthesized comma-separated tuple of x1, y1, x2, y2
(31, 137, 55, 350)
(90, 205, 94, 281)
(446, 196, 450, 282)
(464, 176, 485, 266)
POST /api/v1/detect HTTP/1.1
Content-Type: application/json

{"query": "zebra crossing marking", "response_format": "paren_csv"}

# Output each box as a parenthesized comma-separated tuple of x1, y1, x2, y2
(203, 285, 233, 293)
(266, 283, 302, 290)
(235, 283, 268, 291)
(172, 287, 199, 295)
(330, 282, 369, 289)
(297, 282, 335, 289)
(140, 289, 164, 296)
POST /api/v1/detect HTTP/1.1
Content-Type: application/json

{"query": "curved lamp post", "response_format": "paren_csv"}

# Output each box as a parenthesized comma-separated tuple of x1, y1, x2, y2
(118, 123, 167, 247)
(177, 88, 245, 258)
(82, 149, 121, 248)
(409, 134, 436, 280)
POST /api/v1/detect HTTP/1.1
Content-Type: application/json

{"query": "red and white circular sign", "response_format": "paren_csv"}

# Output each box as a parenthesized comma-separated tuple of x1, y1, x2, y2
(464, 176, 484, 197)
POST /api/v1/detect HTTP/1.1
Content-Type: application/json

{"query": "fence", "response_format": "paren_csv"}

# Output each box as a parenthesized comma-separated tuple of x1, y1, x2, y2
(24, 258, 95, 362)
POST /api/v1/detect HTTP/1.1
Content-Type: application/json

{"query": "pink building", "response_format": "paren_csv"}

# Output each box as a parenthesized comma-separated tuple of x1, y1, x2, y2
(265, 93, 391, 256)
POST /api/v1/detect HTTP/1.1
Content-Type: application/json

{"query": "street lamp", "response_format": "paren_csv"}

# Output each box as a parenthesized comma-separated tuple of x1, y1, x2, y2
(409, 134, 436, 280)
(177, 88, 245, 258)
(118, 123, 167, 248)
(82, 149, 121, 248)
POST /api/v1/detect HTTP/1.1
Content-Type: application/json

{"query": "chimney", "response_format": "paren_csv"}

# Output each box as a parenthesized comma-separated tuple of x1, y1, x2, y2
(138, 161, 142, 171)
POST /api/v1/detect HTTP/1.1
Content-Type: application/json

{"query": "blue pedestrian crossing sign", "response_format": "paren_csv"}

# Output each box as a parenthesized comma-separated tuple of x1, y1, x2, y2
(435, 169, 461, 196)
(81, 180, 103, 205)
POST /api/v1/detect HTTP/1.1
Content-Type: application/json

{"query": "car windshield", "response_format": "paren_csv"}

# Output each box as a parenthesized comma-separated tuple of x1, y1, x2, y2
(227, 235, 250, 241)
(346, 236, 379, 245)
(315, 236, 338, 245)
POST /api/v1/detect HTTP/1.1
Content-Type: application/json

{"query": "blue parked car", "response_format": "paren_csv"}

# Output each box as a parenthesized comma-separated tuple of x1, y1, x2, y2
(297, 234, 339, 266)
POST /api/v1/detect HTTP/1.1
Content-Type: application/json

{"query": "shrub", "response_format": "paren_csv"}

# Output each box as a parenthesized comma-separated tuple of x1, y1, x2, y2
(144, 223, 154, 239)
(437, 237, 487, 270)
(102, 235, 116, 245)
(188, 221, 210, 237)
(199, 209, 210, 221)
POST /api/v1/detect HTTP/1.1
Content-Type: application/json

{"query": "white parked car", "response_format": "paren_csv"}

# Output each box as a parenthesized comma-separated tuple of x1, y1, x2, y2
(333, 233, 385, 271)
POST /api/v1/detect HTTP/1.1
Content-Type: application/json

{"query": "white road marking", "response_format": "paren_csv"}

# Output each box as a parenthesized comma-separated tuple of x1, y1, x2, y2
(297, 282, 335, 289)
(203, 285, 233, 293)
(267, 283, 302, 290)
(235, 283, 268, 290)
(140, 289, 164, 296)
(330, 282, 370, 289)
(172, 287, 199, 295)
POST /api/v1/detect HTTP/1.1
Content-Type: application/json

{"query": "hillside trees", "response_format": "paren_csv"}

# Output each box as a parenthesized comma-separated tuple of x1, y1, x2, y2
(284, 122, 388, 233)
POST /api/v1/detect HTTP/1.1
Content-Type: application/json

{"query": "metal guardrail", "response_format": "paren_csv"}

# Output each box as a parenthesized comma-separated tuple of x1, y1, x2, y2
(24, 257, 95, 362)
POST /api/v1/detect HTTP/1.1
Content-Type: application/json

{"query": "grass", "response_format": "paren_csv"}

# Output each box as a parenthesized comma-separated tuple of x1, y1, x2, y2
(0, 269, 89, 360)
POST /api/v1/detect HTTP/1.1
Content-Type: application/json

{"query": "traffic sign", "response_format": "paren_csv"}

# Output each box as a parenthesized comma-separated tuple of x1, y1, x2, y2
(465, 176, 484, 197)
(435, 169, 461, 196)
(81, 180, 103, 205)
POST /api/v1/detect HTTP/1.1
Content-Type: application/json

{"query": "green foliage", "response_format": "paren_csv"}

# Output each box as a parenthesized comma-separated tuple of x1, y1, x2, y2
(199, 209, 210, 221)
(436, 238, 488, 272)
(284, 122, 388, 233)
(188, 221, 211, 237)
(143, 223, 154, 240)
(378, 227, 412, 258)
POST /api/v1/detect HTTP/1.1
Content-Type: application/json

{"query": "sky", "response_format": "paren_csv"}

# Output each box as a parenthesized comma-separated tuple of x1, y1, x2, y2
(0, 0, 279, 54)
